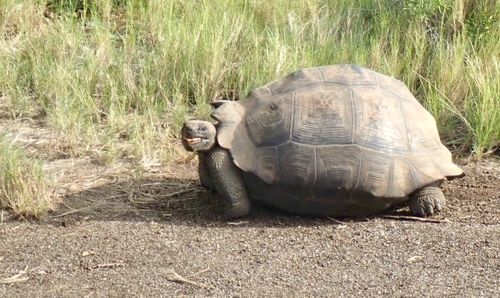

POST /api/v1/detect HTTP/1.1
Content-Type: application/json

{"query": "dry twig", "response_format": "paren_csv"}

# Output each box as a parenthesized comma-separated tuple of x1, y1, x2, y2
(166, 269, 212, 289)
(327, 217, 347, 225)
(52, 202, 108, 218)
(227, 221, 249, 226)
(0, 266, 29, 284)
(91, 262, 124, 269)
(382, 215, 452, 223)
(189, 268, 210, 277)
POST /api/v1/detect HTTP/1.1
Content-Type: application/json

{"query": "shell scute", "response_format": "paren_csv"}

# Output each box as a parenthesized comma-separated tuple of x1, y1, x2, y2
(266, 68, 323, 94)
(352, 86, 409, 155)
(244, 94, 292, 147)
(291, 84, 353, 145)
(315, 145, 361, 190)
(277, 142, 315, 186)
(319, 64, 378, 86)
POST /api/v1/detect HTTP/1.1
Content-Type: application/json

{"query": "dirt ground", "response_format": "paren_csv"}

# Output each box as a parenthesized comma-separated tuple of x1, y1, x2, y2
(0, 118, 499, 297)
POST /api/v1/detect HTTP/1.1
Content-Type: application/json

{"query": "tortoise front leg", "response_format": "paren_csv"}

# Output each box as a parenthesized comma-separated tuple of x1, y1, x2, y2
(197, 153, 215, 192)
(408, 185, 446, 217)
(206, 147, 251, 218)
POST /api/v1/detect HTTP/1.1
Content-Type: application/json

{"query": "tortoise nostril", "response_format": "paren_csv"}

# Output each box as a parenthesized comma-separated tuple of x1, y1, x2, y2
(186, 127, 195, 137)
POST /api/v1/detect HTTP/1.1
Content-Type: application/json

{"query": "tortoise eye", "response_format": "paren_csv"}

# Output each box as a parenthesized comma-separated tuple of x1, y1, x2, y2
(270, 103, 278, 111)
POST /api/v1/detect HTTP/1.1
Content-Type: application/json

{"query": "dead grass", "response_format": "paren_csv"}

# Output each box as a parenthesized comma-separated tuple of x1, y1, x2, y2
(55, 177, 204, 219)
(45, 153, 210, 219)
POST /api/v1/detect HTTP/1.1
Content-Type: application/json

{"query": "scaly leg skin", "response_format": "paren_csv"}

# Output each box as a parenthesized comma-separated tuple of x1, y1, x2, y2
(408, 186, 446, 217)
(197, 153, 215, 192)
(206, 147, 251, 218)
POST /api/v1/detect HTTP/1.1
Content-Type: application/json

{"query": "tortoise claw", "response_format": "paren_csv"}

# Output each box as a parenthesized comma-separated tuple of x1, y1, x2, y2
(409, 186, 446, 217)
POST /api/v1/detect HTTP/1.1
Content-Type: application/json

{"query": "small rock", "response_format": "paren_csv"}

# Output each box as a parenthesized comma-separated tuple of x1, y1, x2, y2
(81, 251, 95, 257)
(407, 256, 423, 263)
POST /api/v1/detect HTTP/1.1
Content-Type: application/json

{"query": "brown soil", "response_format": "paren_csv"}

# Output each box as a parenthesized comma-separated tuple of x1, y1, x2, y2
(0, 118, 499, 297)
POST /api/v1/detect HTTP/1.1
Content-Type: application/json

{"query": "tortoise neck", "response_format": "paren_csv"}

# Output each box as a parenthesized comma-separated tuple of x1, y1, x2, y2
(197, 142, 218, 155)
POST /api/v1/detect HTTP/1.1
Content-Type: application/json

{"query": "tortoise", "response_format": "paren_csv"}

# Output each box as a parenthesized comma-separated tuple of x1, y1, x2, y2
(181, 65, 464, 218)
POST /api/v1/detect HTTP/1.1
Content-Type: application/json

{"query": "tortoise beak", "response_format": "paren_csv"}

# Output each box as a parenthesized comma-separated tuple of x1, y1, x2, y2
(184, 137, 202, 145)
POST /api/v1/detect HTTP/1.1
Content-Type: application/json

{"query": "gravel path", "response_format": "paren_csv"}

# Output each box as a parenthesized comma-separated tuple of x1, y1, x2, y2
(1, 161, 499, 297)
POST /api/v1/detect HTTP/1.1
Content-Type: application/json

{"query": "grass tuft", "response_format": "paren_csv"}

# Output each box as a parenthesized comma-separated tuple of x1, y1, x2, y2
(0, 134, 55, 218)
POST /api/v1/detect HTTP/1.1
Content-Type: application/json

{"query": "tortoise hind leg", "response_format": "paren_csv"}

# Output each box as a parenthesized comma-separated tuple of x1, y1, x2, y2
(206, 147, 251, 218)
(408, 186, 446, 217)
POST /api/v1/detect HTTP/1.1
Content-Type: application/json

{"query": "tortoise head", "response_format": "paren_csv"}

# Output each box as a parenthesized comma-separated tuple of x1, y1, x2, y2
(181, 120, 217, 152)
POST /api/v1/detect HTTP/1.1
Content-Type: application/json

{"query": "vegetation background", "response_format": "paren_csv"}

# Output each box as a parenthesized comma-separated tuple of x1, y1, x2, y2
(0, 0, 498, 217)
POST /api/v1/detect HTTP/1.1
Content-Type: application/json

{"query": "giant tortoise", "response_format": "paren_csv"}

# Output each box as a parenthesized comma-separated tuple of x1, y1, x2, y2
(181, 65, 464, 218)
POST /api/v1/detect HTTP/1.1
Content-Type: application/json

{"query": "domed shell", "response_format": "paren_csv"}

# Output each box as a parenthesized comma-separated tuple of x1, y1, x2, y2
(212, 65, 463, 198)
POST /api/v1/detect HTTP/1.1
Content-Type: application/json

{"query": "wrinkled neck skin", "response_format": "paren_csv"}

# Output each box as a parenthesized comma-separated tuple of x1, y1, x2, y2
(197, 151, 208, 163)
(196, 141, 218, 179)
(197, 141, 218, 157)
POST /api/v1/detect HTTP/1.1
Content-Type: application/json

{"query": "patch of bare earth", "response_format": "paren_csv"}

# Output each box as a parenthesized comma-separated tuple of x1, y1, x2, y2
(0, 118, 499, 297)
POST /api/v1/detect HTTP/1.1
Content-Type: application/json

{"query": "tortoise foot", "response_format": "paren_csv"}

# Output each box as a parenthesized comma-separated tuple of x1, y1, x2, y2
(225, 199, 251, 218)
(408, 186, 446, 217)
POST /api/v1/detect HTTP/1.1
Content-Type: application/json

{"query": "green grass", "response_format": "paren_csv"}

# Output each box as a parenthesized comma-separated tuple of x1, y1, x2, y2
(0, 0, 498, 216)
(0, 134, 55, 218)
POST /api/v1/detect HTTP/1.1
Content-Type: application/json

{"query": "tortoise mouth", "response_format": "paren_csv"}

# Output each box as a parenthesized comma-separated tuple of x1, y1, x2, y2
(181, 120, 216, 152)
(184, 137, 202, 145)
(183, 136, 213, 149)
